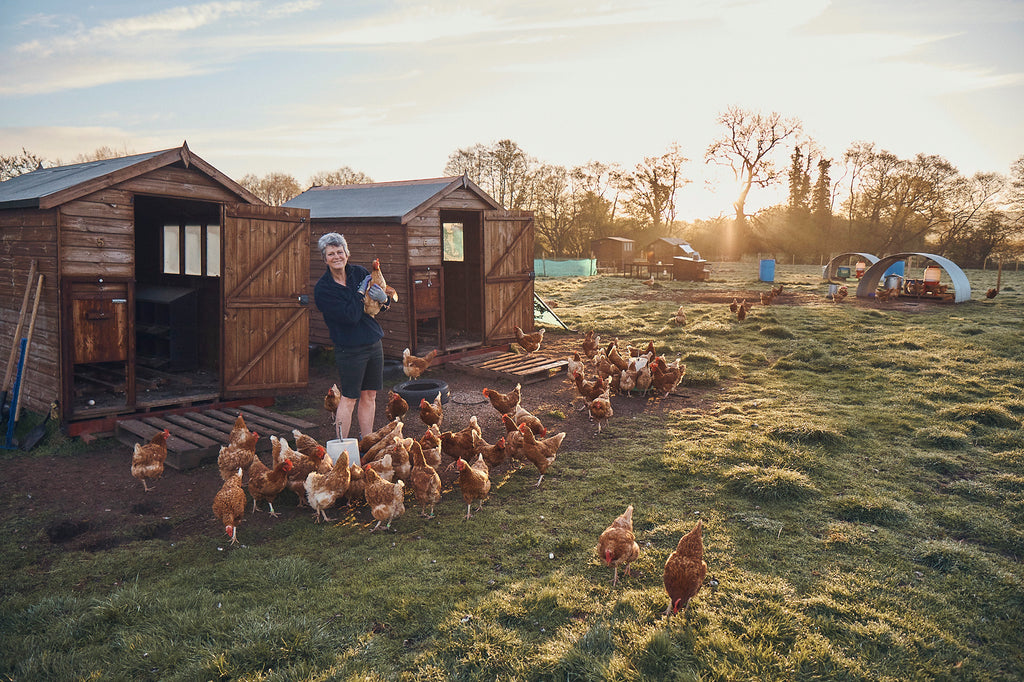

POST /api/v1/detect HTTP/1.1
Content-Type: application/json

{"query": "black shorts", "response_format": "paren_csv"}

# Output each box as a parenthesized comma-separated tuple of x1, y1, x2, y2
(334, 340, 384, 399)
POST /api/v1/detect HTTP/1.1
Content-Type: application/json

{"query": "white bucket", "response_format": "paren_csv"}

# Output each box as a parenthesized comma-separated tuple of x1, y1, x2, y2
(326, 438, 361, 467)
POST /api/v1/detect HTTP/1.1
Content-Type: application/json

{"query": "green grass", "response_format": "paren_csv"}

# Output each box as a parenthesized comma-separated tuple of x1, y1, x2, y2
(2, 263, 1024, 680)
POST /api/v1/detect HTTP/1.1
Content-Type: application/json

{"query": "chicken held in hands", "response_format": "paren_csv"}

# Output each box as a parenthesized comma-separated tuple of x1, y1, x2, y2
(402, 348, 438, 380)
(482, 383, 521, 416)
(456, 454, 491, 519)
(664, 519, 708, 617)
(212, 468, 246, 544)
(363, 258, 398, 317)
(131, 428, 169, 492)
(599, 504, 641, 586)
(364, 463, 406, 531)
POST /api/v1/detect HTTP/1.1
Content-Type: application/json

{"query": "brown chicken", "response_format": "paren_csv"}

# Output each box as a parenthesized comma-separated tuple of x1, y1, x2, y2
(364, 452, 394, 482)
(410, 440, 442, 517)
(514, 325, 544, 354)
(482, 382, 521, 416)
(664, 519, 708, 617)
(419, 392, 444, 429)
(651, 357, 685, 397)
(212, 467, 246, 544)
(760, 291, 774, 306)
(281, 436, 326, 506)
(345, 463, 366, 505)
(567, 352, 585, 378)
(358, 418, 402, 455)
(248, 455, 293, 516)
(832, 286, 848, 303)
(512, 404, 546, 437)
(598, 504, 641, 586)
(501, 413, 525, 460)
(440, 415, 483, 462)
(388, 436, 415, 482)
(589, 388, 613, 434)
(385, 390, 409, 422)
(362, 421, 406, 465)
(402, 347, 438, 380)
(228, 413, 251, 446)
(363, 258, 398, 317)
(517, 422, 566, 487)
(456, 454, 491, 519)
(324, 383, 341, 414)
(304, 455, 352, 523)
(419, 424, 443, 469)
(478, 435, 508, 468)
(607, 344, 630, 372)
(669, 306, 687, 326)
(218, 429, 259, 482)
(364, 463, 406, 531)
(573, 372, 607, 406)
(291, 429, 331, 472)
(131, 428, 170, 492)
(581, 329, 601, 359)
(771, 284, 784, 297)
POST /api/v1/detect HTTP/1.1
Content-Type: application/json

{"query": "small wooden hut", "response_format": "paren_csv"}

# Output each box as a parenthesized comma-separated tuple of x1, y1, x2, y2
(0, 144, 311, 430)
(285, 175, 535, 359)
(590, 236, 635, 272)
(644, 237, 701, 266)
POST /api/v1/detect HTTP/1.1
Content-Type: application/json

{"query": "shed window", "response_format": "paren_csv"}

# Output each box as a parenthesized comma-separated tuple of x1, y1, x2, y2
(163, 223, 220, 277)
(443, 222, 464, 262)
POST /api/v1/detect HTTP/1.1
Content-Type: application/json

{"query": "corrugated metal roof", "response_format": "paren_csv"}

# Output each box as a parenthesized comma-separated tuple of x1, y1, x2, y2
(0, 150, 168, 208)
(284, 177, 463, 221)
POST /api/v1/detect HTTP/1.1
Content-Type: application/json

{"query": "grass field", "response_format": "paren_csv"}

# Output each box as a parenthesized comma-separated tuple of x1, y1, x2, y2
(1, 263, 1022, 681)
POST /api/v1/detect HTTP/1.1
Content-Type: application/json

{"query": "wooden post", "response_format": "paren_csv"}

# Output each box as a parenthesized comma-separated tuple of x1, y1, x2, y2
(14, 274, 45, 423)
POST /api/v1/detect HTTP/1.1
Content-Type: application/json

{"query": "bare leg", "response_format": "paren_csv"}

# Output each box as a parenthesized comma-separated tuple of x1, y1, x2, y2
(356, 390, 377, 438)
(337, 396, 358, 439)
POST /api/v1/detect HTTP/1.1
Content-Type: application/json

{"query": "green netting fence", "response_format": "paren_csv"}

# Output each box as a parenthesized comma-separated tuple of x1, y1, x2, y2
(533, 258, 597, 276)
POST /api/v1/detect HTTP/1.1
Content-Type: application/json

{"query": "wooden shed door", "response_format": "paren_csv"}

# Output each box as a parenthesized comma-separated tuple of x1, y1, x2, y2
(222, 204, 311, 397)
(482, 210, 534, 343)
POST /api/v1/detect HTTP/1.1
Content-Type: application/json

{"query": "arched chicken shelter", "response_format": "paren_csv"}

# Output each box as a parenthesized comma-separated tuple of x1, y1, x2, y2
(822, 253, 878, 283)
(856, 253, 971, 303)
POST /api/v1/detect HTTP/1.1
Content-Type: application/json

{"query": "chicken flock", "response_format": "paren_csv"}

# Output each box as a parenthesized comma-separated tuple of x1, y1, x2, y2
(130, 326, 715, 618)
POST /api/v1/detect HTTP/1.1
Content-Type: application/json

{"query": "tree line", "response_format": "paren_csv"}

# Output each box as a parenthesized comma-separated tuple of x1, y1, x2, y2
(3, 107, 1021, 267)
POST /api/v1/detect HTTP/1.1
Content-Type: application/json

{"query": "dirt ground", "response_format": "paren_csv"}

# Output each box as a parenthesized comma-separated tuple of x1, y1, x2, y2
(3, 285, 932, 553)
(3, 328, 726, 554)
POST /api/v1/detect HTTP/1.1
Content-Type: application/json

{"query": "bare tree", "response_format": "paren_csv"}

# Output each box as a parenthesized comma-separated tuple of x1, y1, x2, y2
(933, 172, 1006, 255)
(239, 172, 302, 206)
(622, 143, 690, 236)
(308, 166, 373, 187)
(705, 106, 802, 224)
(444, 139, 532, 210)
(0, 148, 47, 181)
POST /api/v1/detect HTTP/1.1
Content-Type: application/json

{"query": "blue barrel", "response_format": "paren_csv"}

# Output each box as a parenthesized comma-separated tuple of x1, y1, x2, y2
(759, 259, 775, 282)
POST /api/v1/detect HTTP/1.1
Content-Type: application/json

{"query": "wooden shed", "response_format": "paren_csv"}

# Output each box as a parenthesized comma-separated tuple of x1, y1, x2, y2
(590, 236, 635, 272)
(644, 237, 702, 266)
(0, 144, 311, 432)
(285, 176, 535, 359)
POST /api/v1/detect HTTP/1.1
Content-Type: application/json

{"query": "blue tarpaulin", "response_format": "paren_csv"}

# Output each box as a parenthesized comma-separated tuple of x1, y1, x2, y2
(534, 259, 597, 276)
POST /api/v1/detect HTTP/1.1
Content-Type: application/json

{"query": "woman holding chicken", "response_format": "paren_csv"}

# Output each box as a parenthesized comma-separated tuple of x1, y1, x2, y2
(314, 233, 392, 440)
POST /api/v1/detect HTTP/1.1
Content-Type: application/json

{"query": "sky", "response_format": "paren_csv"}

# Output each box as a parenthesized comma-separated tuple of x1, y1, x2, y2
(1, 0, 1022, 220)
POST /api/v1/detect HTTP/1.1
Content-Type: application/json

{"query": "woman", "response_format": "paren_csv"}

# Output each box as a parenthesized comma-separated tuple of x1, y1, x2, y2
(313, 232, 391, 440)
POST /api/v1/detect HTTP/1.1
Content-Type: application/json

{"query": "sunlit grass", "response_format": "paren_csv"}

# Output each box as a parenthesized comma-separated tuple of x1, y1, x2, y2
(2, 264, 1023, 680)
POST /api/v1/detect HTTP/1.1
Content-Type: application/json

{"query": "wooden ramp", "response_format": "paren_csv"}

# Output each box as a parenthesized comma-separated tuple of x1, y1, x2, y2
(116, 404, 319, 471)
(449, 351, 567, 384)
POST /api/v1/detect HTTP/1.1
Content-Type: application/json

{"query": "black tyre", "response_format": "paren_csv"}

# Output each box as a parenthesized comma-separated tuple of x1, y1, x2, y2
(393, 379, 450, 407)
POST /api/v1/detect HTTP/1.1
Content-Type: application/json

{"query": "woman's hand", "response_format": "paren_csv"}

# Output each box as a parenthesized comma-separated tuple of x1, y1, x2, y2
(367, 283, 388, 303)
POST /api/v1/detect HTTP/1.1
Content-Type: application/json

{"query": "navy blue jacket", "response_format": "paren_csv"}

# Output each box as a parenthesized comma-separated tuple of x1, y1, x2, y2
(313, 264, 384, 348)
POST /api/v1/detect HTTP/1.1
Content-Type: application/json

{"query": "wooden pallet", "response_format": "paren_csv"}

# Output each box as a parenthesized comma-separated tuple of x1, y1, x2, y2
(449, 351, 567, 384)
(116, 404, 319, 471)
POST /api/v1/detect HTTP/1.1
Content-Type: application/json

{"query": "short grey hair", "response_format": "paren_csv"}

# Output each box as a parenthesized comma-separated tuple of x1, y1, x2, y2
(318, 232, 349, 257)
